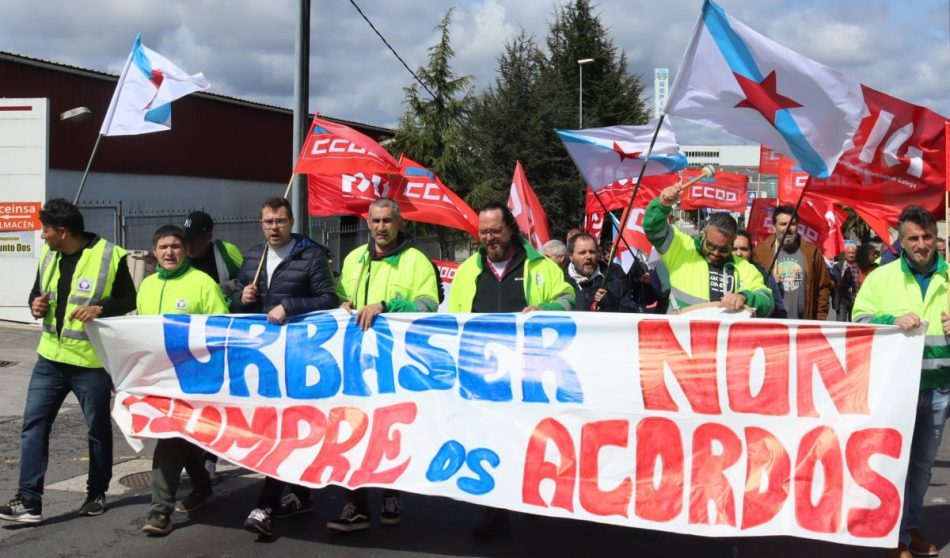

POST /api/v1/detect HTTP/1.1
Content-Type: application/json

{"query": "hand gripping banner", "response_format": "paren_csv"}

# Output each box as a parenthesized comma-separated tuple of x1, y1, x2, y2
(88, 309, 922, 548)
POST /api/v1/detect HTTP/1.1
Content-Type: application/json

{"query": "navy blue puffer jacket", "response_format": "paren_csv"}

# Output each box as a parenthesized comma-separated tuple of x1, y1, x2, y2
(230, 234, 337, 316)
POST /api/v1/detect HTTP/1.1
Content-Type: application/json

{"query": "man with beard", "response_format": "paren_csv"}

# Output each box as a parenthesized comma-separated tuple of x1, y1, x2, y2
(447, 202, 574, 538)
(751, 205, 832, 320)
(327, 198, 438, 532)
(853, 206, 950, 558)
(564, 233, 627, 311)
(643, 184, 773, 316)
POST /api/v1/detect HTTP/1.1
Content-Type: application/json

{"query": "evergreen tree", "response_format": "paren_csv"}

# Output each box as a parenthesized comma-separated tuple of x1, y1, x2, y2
(391, 9, 476, 258)
(469, 0, 649, 239)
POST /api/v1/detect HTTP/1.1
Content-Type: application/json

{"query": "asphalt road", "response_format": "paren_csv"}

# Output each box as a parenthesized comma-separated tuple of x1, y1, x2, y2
(0, 319, 948, 558)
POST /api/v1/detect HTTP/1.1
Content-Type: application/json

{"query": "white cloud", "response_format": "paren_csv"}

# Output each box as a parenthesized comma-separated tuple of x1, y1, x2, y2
(0, 0, 945, 141)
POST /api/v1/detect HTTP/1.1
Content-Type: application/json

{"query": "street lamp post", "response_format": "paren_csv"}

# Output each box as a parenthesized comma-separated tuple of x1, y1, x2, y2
(577, 58, 594, 128)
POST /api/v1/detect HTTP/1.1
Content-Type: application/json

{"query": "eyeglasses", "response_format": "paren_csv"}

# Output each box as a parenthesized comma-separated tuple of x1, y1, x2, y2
(478, 227, 507, 238)
(261, 218, 290, 228)
(704, 238, 733, 255)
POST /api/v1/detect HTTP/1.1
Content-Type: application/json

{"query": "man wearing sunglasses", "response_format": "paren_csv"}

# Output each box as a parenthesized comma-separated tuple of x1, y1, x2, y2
(642, 185, 774, 317)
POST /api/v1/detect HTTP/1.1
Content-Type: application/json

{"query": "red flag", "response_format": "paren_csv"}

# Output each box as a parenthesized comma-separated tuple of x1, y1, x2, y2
(759, 145, 784, 175)
(945, 120, 949, 192)
(797, 196, 847, 260)
(746, 195, 846, 259)
(306, 157, 479, 237)
(507, 161, 550, 250)
(807, 85, 947, 232)
(586, 173, 680, 213)
(777, 158, 809, 205)
(583, 194, 605, 241)
(294, 116, 400, 176)
(616, 204, 653, 253)
(747, 197, 777, 244)
(680, 169, 749, 211)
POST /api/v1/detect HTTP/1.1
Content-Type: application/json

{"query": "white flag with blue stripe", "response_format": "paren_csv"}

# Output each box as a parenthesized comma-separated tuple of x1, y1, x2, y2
(666, 0, 864, 178)
(557, 119, 688, 192)
(100, 34, 210, 136)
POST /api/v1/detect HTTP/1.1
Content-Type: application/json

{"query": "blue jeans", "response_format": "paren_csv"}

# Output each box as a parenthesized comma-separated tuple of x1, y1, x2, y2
(18, 355, 114, 503)
(899, 385, 950, 544)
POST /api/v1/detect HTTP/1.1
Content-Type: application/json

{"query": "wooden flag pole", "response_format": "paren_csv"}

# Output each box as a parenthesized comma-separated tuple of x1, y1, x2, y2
(250, 173, 299, 288)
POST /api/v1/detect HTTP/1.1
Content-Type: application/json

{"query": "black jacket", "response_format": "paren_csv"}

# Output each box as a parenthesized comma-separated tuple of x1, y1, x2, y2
(564, 264, 629, 312)
(230, 234, 337, 316)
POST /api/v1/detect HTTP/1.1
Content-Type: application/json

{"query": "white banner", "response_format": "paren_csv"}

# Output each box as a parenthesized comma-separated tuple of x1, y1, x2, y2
(88, 309, 922, 547)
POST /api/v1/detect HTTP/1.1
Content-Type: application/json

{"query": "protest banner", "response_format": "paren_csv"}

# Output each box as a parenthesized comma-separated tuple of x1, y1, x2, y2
(88, 310, 921, 548)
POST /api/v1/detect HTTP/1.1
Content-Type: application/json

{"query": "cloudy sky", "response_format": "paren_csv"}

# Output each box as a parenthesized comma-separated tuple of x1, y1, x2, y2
(2, 0, 947, 144)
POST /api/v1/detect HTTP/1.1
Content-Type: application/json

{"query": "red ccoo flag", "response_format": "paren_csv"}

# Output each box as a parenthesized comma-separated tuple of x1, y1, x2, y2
(777, 158, 809, 205)
(507, 161, 550, 250)
(306, 157, 478, 238)
(680, 168, 749, 212)
(295, 116, 400, 176)
(758, 145, 785, 175)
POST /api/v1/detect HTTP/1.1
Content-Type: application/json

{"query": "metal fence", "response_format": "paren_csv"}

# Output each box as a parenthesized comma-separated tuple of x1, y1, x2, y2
(77, 201, 261, 252)
(76, 203, 466, 269)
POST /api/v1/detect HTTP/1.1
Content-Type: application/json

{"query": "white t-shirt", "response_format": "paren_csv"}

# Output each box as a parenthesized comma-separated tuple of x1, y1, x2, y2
(265, 240, 295, 287)
(488, 258, 509, 280)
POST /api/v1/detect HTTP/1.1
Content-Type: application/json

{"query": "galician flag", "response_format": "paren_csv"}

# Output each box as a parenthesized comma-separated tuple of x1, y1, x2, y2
(557, 119, 688, 191)
(666, 0, 864, 178)
(100, 34, 210, 136)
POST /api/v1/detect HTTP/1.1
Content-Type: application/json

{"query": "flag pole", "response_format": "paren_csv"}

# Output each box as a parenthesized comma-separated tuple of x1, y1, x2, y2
(602, 114, 668, 272)
(765, 180, 811, 280)
(589, 188, 642, 266)
(250, 173, 299, 287)
(73, 134, 104, 205)
(589, 192, 653, 312)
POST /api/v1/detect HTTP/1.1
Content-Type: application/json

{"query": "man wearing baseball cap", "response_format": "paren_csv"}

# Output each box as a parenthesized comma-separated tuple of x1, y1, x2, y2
(183, 211, 243, 290)
(181, 210, 243, 482)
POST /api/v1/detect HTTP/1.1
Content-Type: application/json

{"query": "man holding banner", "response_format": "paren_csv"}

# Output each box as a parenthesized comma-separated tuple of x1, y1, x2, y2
(328, 198, 439, 532)
(751, 205, 832, 320)
(0, 199, 135, 524)
(136, 225, 229, 536)
(447, 201, 574, 538)
(853, 206, 950, 558)
(232, 196, 337, 537)
(448, 202, 574, 315)
(643, 186, 773, 316)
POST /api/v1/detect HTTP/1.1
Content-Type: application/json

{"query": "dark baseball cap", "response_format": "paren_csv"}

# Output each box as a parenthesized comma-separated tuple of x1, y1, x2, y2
(183, 211, 213, 241)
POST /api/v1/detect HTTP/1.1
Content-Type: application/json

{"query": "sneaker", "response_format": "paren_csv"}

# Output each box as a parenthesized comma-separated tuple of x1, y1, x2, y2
(0, 495, 42, 524)
(473, 507, 510, 539)
(243, 508, 272, 537)
(380, 495, 401, 525)
(142, 512, 172, 536)
(326, 502, 370, 532)
(175, 490, 214, 513)
(204, 459, 217, 485)
(275, 493, 313, 518)
(78, 492, 106, 516)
